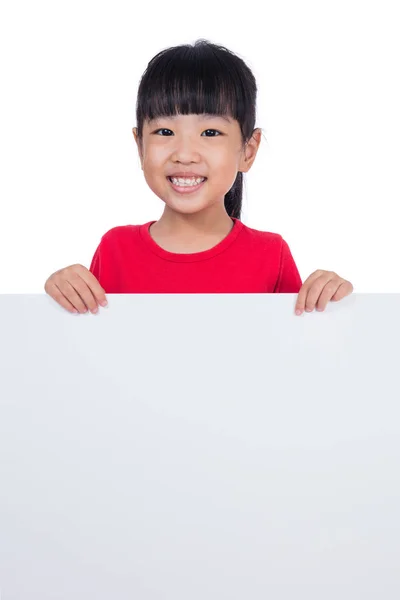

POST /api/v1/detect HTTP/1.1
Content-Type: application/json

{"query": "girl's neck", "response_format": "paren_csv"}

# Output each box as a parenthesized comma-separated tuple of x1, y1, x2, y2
(154, 208, 234, 239)
(149, 213, 235, 254)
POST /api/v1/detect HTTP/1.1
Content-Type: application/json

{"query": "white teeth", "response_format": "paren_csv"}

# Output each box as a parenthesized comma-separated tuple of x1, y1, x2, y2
(170, 176, 205, 186)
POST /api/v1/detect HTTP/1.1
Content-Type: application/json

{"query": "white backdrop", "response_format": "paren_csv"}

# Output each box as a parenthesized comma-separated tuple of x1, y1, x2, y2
(0, 293, 399, 599)
(0, 1, 399, 293)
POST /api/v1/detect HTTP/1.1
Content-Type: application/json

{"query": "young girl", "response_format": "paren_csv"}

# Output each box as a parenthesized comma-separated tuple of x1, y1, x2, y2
(44, 39, 353, 316)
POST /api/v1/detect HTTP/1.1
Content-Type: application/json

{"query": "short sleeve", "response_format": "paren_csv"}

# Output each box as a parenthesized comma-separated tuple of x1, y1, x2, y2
(274, 237, 302, 293)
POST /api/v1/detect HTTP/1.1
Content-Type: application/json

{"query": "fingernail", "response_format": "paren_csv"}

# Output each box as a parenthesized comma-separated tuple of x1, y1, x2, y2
(100, 300, 108, 307)
(295, 309, 302, 315)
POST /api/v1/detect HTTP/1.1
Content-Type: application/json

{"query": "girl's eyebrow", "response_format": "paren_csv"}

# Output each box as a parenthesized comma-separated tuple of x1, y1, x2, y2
(149, 114, 232, 125)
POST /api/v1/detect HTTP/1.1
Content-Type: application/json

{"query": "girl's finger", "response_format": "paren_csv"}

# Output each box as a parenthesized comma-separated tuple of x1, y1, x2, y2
(306, 278, 341, 311)
(331, 280, 353, 301)
(295, 270, 323, 313)
(297, 272, 335, 313)
(315, 283, 341, 311)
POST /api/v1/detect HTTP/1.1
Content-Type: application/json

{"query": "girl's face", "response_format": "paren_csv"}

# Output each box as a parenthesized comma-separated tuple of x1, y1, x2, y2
(132, 113, 261, 216)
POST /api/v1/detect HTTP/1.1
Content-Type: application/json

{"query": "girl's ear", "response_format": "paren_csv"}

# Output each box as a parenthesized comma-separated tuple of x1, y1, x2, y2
(240, 128, 262, 173)
(132, 127, 143, 167)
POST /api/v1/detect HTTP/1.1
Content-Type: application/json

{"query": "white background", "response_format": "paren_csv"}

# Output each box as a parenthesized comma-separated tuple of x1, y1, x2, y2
(0, 0, 399, 293)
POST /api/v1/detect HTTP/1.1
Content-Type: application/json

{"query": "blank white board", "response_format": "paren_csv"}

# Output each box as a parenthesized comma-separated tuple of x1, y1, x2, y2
(0, 293, 399, 599)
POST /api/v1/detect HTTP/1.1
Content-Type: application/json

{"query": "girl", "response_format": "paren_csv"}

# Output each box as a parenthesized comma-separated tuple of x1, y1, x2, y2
(44, 39, 353, 316)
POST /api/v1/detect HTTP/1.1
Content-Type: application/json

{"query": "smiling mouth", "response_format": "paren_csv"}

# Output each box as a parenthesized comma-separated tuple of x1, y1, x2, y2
(166, 176, 208, 194)
(167, 176, 207, 183)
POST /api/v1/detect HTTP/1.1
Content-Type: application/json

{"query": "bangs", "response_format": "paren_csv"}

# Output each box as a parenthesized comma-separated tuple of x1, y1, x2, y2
(136, 43, 247, 130)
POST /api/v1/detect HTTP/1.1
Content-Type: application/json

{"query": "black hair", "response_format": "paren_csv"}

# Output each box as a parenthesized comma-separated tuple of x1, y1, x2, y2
(135, 39, 259, 221)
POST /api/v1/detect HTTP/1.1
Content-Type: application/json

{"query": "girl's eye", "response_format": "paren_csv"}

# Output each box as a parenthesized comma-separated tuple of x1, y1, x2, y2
(153, 129, 222, 137)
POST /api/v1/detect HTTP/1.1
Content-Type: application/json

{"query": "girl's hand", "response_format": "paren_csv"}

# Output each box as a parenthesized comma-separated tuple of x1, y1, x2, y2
(295, 270, 353, 315)
(44, 264, 108, 314)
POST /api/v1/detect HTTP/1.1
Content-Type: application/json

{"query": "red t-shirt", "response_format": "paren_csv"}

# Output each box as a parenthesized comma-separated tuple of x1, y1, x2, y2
(89, 217, 302, 293)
